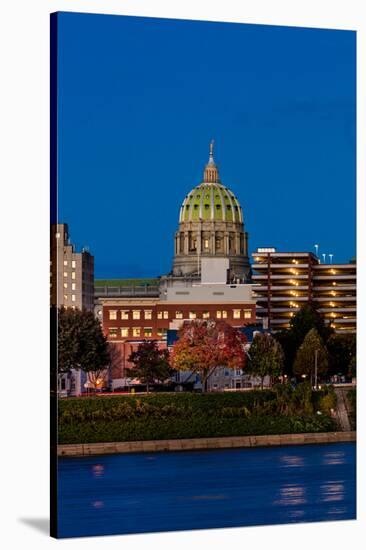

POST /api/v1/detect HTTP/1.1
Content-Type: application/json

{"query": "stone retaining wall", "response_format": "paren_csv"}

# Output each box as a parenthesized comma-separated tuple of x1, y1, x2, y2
(58, 431, 356, 457)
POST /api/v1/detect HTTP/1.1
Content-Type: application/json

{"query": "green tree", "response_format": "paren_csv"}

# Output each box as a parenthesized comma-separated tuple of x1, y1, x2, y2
(247, 333, 284, 389)
(58, 307, 110, 389)
(293, 328, 328, 383)
(275, 303, 333, 376)
(128, 340, 171, 393)
(327, 333, 356, 377)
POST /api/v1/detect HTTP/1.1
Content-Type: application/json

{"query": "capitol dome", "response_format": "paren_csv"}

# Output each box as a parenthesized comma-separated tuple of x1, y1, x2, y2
(172, 142, 250, 282)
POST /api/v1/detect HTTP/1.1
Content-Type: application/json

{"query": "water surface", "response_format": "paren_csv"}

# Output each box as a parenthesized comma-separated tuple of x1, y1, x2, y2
(58, 442, 356, 538)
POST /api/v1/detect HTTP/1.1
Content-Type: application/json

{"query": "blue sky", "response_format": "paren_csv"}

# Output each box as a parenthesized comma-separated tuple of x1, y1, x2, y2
(57, 12, 356, 278)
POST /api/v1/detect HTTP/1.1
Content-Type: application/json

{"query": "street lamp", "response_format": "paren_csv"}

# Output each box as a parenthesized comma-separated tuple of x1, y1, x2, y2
(314, 244, 319, 257)
(314, 349, 319, 390)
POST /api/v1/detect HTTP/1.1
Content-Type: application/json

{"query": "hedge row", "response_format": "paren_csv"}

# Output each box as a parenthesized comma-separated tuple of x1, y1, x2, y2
(58, 386, 337, 444)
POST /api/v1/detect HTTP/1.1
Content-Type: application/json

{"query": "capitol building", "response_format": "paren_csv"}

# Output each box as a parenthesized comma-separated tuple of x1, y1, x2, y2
(171, 142, 250, 282)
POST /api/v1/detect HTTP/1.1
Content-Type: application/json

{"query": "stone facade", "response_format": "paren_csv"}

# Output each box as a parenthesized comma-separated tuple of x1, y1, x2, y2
(172, 143, 250, 282)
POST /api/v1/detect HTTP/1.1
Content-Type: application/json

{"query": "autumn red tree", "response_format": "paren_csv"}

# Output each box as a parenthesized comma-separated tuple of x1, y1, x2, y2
(170, 320, 247, 391)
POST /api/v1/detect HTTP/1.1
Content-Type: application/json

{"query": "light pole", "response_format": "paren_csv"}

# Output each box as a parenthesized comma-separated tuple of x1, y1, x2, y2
(314, 244, 319, 258)
(322, 253, 326, 264)
(329, 254, 333, 264)
(314, 349, 318, 390)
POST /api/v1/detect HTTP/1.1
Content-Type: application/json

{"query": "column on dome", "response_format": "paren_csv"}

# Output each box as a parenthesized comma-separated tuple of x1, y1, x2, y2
(235, 232, 240, 256)
(224, 231, 229, 255)
(184, 231, 189, 254)
(211, 231, 215, 255)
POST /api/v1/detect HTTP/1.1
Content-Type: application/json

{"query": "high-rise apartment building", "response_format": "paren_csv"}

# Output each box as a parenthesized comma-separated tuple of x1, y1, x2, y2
(50, 223, 94, 311)
(252, 248, 356, 334)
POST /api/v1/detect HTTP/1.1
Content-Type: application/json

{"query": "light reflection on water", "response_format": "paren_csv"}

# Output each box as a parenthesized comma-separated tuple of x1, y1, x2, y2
(320, 481, 345, 503)
(275, 484, 306, 506)
(323, 451, 346, 465)
(280, 455, 304, 468)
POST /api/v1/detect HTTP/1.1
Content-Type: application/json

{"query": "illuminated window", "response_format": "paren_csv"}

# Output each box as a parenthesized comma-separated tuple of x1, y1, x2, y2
(63, 260, 68, 266)
(222, 310, 227, 319)
(63, 272, 68, 278)
(216, 311, 222, 319)
(71, 260, 76, 268)
(157, 311, 163, 319)
(55, 232, 60, 238)
(121, 310, 129, 320)
(144, 310, 152, 320)
(244, 310, 252, 319)
(109, 310, 117, 320)
(71, 283, 76, 290)
(63, 294, 68, 301)
(163, 311, 169, 319)
(71, 294, 76, 302)
(204, 239, 209, 249)
(175, 310, 183, 319)
(202, 311, 210, 319)
(157, 327, 167, 337)
(109, 328, 118, 338)
(63, 282, 68, 289)
(121, 328, 129, 337)
(144, 327, 153, 337)
(233, 309, 241, 319)
(132, 310, 141, 320)
(132, 327, 141, 337)
(189, 311, 196, 319)
(71, 272, 76, 280)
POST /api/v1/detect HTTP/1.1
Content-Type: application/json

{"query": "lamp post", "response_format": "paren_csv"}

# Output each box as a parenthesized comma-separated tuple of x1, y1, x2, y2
(314, 349, 318, 390)
(314, 244, 319, 258)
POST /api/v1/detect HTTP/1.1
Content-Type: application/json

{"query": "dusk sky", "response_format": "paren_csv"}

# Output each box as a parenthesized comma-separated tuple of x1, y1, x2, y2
(57, 12, 356, 278)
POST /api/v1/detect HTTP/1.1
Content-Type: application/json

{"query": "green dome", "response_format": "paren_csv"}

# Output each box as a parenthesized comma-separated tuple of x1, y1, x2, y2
(179, 182, 243, 223)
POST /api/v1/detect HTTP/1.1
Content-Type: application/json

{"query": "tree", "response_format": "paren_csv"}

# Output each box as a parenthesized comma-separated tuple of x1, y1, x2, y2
(170, 320, 247, 391)
(58, 307, 110, 389)
(293, 328, 328, 382)
(275, 303, 333, 376)
(128, 341, 171, 393)
(327, 333, 356, 378)
(247, 333, 284, 389)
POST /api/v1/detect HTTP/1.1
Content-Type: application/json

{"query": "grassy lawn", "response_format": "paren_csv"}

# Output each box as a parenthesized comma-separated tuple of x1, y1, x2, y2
(58, 389, 337, 444)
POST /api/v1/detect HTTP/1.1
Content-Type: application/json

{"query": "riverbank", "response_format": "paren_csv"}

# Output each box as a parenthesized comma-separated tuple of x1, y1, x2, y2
(58, 430, 355, 456)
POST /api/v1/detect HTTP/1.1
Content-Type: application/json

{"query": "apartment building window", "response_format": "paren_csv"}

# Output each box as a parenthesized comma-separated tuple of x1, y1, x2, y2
(71, 272, 76, 280)
(233, 309, 241, 319)
(63, 294, 68, 301)
(175, 310, 183, 319)
(144, 310, 152, 320)
(63, 272, 68, 278)
(132, 327, 141, 337)
(109, 310, 117, 320)
(109, 328, 118, 338)
(121, 328, 129, 338)
(63, 282, 68, 289)
(121, 310, 129, 320)
(72, 260, 76, 268)
(158, 311, 169, 319)
(189, 311, 196, 319)
(157, 327, 167, 337)
(202, 311, 210, 319)
(71, 295, 76, 302)
(71, 283, 76, 291)
(63, 260, 68, 266)
(132, 310, 141, 320)
(216, 310, 227, 319)
(144, 327, 153, 337)
(204, 239, 209, 249)
(244, 309, 251, 319)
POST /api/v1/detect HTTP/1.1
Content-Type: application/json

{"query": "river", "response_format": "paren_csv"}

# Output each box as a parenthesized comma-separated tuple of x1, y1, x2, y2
(57, 442, 356, 538)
